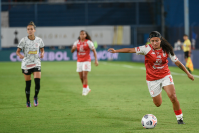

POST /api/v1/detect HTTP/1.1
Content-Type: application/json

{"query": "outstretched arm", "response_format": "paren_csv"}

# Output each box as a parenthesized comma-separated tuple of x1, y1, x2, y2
(108, 48, 136, 53)
(175, 60, 194, 81)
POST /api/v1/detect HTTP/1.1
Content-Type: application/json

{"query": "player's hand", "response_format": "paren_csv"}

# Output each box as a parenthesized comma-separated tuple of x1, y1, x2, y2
(19, 54, 24, 59)
(40, 53, 44, 59)
(95, 60, 98, 66)
(72, 45, 77, 50)
(71, 45, 77, 53)
(108, 48, 116, 53)
(187, 73, 194, 81)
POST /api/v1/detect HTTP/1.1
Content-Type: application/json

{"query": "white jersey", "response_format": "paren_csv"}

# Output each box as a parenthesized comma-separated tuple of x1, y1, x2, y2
(17, 36, 45, 69)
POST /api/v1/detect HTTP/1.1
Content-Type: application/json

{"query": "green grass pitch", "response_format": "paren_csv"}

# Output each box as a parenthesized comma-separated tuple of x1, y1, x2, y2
(0, 61, 198, 133)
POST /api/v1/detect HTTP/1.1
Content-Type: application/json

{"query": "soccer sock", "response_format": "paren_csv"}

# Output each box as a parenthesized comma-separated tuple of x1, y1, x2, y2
(34, 78, 40, 98)
(174, 109, 183, 120)
(25, 80, 31, 102)
(83, 84, 87, 89)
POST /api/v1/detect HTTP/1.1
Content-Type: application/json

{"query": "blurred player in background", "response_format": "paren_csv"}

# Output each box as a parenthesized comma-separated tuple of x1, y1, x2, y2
(174, 39, 182, 51)
(16, 21, 45, 107)
(108, 31, 194, 124)
(182, 34, 192, 73)
(71, 30, 98, 96)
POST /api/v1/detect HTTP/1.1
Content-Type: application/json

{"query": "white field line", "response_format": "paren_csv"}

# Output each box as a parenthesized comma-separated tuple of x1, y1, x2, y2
(122, 65, 135, 68)
(0, 62, 198, 78)
(101, 62, 199, 78)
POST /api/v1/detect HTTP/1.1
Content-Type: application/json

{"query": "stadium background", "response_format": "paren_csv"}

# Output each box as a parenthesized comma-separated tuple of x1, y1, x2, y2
(0, 0, 199, 69)
(0, 0, 199, 133)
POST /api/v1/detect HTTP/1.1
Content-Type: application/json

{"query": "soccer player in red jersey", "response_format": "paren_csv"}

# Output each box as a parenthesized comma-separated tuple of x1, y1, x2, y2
(71, 30, 98, 96)
(108, 31, 194, 124)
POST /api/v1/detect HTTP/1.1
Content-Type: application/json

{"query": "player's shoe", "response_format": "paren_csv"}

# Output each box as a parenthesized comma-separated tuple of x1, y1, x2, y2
(82, 88, 91, 96)
(34, 97, 38, 107)
(177, 119, 185, 124)
(26, 102, 31, 107)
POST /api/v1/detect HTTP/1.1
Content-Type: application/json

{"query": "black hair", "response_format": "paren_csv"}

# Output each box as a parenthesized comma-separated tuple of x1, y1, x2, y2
(149, 31, 174, 56)
(27, 21, 36, 29)
(78, 30, 92, 41)
(160, 37, 174, 56)
(149, 31, 161, 39)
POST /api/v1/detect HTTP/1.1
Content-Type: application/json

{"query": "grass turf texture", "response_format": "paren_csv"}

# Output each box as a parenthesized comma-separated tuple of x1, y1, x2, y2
(0, 61, 198, 133)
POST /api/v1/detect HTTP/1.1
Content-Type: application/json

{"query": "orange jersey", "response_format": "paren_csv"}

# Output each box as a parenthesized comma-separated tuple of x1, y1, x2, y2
(73, 39, 95, 62)
(136, 44, 178, 81)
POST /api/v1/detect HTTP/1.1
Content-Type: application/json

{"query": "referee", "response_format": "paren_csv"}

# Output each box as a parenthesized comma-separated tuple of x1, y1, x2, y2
(182, 34, 192, 73)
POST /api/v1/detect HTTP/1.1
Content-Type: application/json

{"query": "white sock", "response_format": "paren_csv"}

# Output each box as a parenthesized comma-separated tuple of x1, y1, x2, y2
(176, 114, 183, 120)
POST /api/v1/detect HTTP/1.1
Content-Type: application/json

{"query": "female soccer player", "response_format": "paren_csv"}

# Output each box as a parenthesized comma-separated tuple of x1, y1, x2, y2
(108, 31, 194, 124)
(71, 30, 98, 96)
(16, 21, 45, 107)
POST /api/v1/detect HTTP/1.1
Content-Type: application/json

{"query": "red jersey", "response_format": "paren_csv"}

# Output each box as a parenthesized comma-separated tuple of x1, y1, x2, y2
(136, 44, 178, 81)
(73, 39, 95, 62)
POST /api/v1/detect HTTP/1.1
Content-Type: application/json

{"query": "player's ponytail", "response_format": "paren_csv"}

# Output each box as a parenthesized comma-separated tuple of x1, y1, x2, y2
(160, 37, 174, 56)
(78, 30, 92, 41)
(27, 21, 36, 29)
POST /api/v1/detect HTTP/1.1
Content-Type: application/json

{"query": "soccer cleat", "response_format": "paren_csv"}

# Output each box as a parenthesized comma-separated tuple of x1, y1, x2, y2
(26, 102, 31, 107)
(177, 119, 185, 124)
(82, 88, 91, 96)
(34, 97, 38, 107)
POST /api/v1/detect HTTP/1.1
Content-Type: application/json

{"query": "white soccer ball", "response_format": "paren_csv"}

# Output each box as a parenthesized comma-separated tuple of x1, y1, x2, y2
(141, 114, 157, 129)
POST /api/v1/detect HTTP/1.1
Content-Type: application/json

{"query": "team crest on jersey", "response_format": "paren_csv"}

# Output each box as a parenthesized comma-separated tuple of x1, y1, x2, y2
(79, 45, 85, 52)
(156, 58, 162, 64)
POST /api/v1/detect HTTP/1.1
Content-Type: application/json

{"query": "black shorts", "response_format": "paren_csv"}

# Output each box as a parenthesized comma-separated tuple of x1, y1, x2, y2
(22, 66, 41, 75)
(184, 51, 189, 58)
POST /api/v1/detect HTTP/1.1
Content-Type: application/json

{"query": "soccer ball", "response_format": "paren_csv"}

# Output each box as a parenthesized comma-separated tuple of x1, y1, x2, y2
(141, 114, 157, 129)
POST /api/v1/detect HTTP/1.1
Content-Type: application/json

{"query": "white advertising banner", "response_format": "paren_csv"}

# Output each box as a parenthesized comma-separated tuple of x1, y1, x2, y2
(1, 26, 130, 47)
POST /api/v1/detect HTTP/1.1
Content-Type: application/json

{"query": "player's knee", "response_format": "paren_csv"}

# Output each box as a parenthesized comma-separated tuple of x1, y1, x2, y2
(154, 100, 162, 107)
(154, 102, 162, 107)
(25, 80, 31, 94)
(169, 94, 177, 103)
